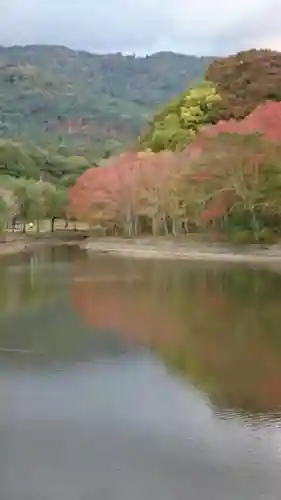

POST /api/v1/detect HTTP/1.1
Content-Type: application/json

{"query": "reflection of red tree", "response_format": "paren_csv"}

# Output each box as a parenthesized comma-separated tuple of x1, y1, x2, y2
(183, 293, 281, 413)
(70, 260, 183, 351)
(70, 259, 281, 414)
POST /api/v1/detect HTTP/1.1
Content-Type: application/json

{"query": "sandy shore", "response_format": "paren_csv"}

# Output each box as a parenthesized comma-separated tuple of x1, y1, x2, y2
(83, 237, 281, 264)
(3, 234, 281, 267)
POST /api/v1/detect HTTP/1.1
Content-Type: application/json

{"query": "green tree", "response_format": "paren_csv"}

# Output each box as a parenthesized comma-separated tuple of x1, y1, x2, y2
(139, 81, 221, 152)
(0, 181, 17, 232)
(43, 184, 68, 231)
(12, 178, 45, 232)
(0, 196, 8, 235)
(0, 140, 39, 179)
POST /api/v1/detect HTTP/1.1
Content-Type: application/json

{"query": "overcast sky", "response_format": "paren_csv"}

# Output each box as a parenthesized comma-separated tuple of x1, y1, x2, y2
(1, 0, 281, 56)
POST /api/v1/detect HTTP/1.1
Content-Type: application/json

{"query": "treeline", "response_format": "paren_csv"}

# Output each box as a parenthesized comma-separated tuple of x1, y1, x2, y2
(69, 129, 281, 243)
(0, 175, 67, 233)
(0, 139, 95, 234)
(63, 48, 281, 243)
(0, 139, 93, 186)
(6, 47, 281, 243)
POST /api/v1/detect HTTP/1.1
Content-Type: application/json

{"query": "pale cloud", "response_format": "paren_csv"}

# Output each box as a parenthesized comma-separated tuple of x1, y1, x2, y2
(0, 0, 280, 55)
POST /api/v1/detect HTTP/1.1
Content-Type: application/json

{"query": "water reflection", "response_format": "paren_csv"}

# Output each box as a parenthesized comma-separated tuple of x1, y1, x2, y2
(70, 255, 281, 417)
(0, 248, 134, 370)
(0, 245, 75, 316)
(1, 249, 281, 500)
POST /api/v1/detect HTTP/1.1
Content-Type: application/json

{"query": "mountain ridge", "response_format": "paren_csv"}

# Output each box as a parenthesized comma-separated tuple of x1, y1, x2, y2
(0, 44, 212, 156)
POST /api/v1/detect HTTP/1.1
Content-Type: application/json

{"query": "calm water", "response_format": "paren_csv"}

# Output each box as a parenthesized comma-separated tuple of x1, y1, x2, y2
(1, 246, 281, 500)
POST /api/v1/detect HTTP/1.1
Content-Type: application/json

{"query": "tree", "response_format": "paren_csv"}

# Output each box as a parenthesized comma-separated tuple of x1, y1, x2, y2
(12, 178, 45, 232)
(44, 184, 68, 231)
(0, 196, 8, 236)
(0, 179, 18, 233)
(0, 140, 39, 179)
(186, 133, 281, 239)
(205, 49, 281, 121)
(139, 80, 221, 152)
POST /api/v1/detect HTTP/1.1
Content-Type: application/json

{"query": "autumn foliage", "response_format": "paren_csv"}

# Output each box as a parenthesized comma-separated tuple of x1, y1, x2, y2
(199, 100, 281, 141)
(69, 49, 281, 242)
(139, 49, 281, 152)
(68, 150, 186, 236)
(71, 258, 281, 414)
(205, 49, 281, 121)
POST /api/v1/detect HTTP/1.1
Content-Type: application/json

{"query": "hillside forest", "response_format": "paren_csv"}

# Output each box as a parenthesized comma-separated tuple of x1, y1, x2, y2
(0, 45, 211, 234)
(69, 49, 281, 243)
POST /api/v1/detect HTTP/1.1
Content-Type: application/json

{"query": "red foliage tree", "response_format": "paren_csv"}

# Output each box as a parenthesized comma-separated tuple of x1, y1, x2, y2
(182, 100, 281, 156)
(68, 150, 183, 235)
(200, 101, 281, 141)
(186, 129, 281, 228)
(68, 152, 139, 226)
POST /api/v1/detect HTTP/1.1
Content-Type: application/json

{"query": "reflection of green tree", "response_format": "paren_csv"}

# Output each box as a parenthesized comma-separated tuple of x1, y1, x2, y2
(0, 246, 76, 316)
(0, 299, 135, 369)
(0, 258, 56, 315)
(0, 248, 133, 367)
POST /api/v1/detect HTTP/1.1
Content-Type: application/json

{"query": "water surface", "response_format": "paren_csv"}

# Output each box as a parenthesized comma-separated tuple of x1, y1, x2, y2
(1, 246, 281, 500)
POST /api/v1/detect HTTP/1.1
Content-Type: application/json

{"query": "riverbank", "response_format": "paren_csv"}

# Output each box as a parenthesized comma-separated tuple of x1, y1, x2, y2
(82, 237, 281, 264)
(0, 231, 88, 257)
(3, 233, 281, 266)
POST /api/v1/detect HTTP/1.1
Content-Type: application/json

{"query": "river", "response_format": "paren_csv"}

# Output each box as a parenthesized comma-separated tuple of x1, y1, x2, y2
(1, 245, 281, 500)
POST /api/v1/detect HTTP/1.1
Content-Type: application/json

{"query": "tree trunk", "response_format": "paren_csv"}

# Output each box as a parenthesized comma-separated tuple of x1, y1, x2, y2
(152, 217, 158, 236)
(251, 209, 260, 241)
(163, 216, 169, 236)
(125, 219, 133, 238)
(171, 218, 177, 236)
(133, 216, 139, 236)
(22, 221, 26, 233)
(183, 219, 189, 234)
(51, 217, 56, 232)
(124, 207, 133, 238)
(36, 220, 40, 233)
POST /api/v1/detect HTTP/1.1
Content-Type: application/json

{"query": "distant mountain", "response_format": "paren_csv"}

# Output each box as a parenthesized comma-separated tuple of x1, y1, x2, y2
(0, 45, 212, 156)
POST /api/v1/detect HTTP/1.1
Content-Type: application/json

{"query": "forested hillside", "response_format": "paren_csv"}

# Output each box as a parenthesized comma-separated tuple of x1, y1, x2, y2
(0, 45, 211, 156)
(0, 45, 211, 233)
(70, 49, 281, 243)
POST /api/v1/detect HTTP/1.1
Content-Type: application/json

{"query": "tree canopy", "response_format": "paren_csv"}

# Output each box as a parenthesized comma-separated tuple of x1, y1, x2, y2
(139, 49, 281, 153)
(139, 81, 221, 152)
(205, 49, 281, 121)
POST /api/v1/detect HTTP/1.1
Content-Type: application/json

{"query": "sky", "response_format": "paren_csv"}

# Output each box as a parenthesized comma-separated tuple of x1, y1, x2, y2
(1, 0, 281, 56)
